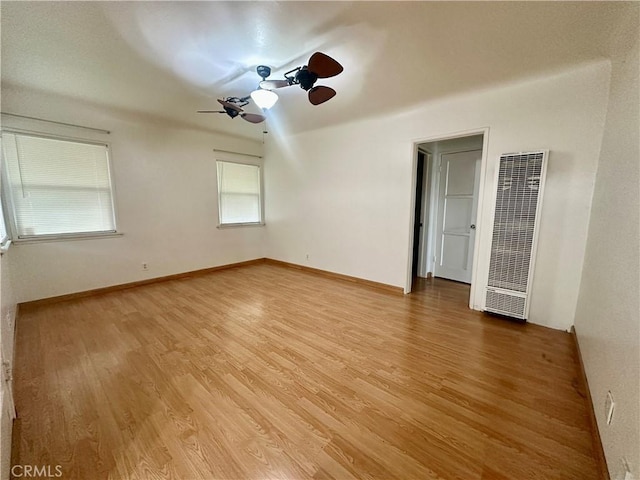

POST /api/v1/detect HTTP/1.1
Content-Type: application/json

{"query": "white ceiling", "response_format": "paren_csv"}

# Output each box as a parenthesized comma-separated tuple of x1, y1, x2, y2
(0, 1, 630, 140)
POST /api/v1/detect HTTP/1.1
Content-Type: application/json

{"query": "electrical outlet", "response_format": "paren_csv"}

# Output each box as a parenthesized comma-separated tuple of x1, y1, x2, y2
(605, 391, 615, 425)
(142, 262, 149, 271)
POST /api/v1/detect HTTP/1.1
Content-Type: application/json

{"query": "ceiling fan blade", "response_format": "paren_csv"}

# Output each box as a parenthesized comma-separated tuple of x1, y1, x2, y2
(197, 110, 225, 113)
(308, 52, 343, 79)
(308, 86, 336, 105)
(241, 113, 266, 124)
(259, 79, 291, 90)
(217, 99, 243, 112)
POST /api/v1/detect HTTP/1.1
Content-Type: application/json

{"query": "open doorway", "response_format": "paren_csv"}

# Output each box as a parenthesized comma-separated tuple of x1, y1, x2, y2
(411, 150, 428, 289)
(408, 132, 487, 307)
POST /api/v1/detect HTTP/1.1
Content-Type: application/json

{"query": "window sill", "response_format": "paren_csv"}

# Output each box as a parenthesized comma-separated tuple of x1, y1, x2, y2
(217, 222, 265, 229)
(12, 231, 123, 244)
(0, 240, 11, 255)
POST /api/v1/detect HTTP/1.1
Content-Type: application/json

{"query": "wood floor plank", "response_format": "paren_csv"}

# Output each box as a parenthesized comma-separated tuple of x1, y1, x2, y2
(12, 264, 599, 479)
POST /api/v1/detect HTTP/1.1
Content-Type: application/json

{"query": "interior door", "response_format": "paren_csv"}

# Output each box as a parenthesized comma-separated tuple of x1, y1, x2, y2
(434, 150, 481, 283)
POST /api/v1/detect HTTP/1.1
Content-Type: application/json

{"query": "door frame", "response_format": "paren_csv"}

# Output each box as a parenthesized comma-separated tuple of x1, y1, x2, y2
(404, 127, 490, 311)
(411, 151, 426, 283)
(416, 149, 432, 278)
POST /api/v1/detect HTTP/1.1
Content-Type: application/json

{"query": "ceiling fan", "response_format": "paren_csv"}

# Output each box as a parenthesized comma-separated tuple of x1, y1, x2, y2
(197, 52, 342, 123)
(197, 97, 266, 124)
(258, 52, 343, 105)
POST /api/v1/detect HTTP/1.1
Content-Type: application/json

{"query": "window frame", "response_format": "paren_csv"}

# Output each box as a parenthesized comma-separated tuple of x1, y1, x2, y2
(215, 152, 265, 228)
(0, 129, 121, 243)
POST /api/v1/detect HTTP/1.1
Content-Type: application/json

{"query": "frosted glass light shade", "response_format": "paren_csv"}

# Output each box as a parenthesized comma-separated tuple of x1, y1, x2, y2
(250, 89, 278, 109)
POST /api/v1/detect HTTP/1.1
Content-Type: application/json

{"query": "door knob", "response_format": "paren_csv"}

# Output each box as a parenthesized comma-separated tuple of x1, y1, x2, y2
(470, 224, 476, 229)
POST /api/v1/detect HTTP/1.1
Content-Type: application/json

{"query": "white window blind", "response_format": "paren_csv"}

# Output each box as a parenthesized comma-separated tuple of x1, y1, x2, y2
(1, 132, 117, 239)
(0, 203, 8, 247)
(0, 136, 9, 249)
(216, 160, 262, 225)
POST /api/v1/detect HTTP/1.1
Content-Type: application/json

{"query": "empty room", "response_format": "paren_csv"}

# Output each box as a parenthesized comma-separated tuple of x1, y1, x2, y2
(0, 1, 638, 479)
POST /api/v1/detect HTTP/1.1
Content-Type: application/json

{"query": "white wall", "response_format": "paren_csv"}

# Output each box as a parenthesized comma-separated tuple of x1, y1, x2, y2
(264, 60, 611, 331)
(1, 86, 265, 303)
(574, 11, 639, 479)
(0, 249, 17, 480)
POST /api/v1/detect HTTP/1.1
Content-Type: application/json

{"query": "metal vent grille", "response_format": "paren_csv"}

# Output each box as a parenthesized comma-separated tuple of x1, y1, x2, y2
(485, 289, 526, 319)
(485, 150, 547, 320)
(487, 152, 544, 293)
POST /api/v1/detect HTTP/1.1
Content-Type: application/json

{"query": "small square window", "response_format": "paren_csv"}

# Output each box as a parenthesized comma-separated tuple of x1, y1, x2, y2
(216, 159, 263, 226)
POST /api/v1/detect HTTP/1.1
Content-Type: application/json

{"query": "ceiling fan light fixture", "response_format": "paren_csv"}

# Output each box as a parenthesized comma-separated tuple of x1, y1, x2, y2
(250, 88, 278, 109)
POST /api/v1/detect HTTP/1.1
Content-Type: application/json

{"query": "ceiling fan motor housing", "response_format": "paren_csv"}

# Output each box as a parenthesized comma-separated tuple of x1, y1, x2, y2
(256, 65, 271, 80)
(224, 108, 240, 118)
(295, 67, 318, 91)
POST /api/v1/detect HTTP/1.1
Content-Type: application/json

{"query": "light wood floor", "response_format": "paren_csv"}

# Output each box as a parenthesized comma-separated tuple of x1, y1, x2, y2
(11, 263, 598, 479)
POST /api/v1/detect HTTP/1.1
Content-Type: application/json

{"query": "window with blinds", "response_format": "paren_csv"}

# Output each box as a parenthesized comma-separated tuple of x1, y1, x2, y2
(0, 137, 9, 250)
(1, 132, 117, 239)
(216, 160, 262, 225)
(0, 201, 8, 248)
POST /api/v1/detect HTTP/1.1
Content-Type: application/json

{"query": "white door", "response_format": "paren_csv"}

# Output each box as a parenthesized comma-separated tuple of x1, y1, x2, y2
(434, 150, 481, 283)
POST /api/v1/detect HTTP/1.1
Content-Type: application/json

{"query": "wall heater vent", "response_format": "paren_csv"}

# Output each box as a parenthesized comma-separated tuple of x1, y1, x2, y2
(485, 150, 548, 320)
